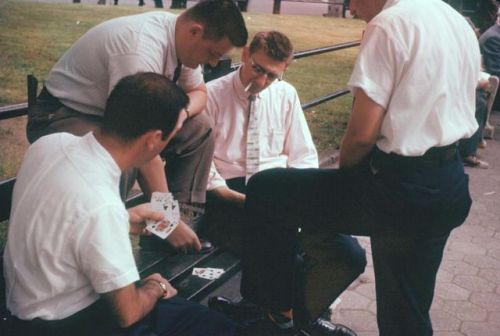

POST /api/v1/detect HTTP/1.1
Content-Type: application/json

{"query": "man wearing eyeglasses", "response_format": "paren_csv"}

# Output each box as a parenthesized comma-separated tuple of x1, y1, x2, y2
(202, 31, 364, 336)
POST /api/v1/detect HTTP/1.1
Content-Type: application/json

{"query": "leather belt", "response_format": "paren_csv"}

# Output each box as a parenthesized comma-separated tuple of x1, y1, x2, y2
(370, 143, 458, 171)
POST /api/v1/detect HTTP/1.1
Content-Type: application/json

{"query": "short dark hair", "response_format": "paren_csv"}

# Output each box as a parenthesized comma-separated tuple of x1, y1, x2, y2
(102, 73, 188, 141)
(249, 31, 294, 62)
(183, 0, 248, 47)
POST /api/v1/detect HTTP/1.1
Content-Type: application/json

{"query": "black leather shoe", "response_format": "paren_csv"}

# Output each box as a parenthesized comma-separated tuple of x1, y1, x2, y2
(312, 318, 357, 336)
(208, 296, 265, 327)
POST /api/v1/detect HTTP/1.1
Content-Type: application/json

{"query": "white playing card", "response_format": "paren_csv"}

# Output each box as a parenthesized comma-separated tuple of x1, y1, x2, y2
(146, 192, 180, 239)
(192, 267, 224, 280)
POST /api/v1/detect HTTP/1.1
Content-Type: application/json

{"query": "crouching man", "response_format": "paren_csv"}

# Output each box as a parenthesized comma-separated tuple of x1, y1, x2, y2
(3, 73, 236, 336)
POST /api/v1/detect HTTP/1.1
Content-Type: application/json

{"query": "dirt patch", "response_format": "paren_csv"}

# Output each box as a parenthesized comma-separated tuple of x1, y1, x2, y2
(0, 116, 29, 180)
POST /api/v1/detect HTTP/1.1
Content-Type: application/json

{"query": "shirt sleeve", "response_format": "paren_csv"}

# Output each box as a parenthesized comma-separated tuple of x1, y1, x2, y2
(207, 161, 228, 190)
(284, 87, 319, 169)
(77, 204, 139, 294)
(348, 24, 406, 109)
(177, 65, 205, 92)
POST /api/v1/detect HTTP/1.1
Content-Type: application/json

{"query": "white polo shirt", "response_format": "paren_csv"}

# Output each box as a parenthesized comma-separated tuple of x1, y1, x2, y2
(3, 133, 139, 320)
(348, 0, 480, 156)
(45, 11, 203, 116)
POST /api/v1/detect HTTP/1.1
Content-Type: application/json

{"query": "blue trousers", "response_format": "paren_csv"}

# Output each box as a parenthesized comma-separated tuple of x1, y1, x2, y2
(8, 297, 236, 336)
(241, 153, 471, 336)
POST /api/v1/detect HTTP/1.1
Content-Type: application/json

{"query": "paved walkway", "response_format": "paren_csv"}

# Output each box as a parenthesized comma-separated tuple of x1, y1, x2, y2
(321, 112, 500, 336)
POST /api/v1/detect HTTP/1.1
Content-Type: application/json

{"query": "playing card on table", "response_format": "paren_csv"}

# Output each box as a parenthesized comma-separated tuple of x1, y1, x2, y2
(192, 267, 225, 280)
(146, 192, 180, 239)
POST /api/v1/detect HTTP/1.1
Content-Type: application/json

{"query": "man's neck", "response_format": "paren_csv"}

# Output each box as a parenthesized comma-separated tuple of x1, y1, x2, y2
(93, 130, 133, 172)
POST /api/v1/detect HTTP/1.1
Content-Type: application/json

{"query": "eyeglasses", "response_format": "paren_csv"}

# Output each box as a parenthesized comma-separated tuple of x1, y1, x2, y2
(249, 56, 284, 82)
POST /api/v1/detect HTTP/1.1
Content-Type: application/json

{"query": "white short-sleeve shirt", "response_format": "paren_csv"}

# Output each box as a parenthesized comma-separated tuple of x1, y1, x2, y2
(3, 133, 139, 320)
(348, 0, 480, 156)
(45, 11, 203, 116)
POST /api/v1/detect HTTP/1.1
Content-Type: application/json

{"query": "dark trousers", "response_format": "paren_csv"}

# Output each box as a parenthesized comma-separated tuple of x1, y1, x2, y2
(7, 297, 236, 336)
(203, 177, 366, 325)
(459, 89, 488, 157)
(241, 152, 471, 336)
(26, 87, 213, 203)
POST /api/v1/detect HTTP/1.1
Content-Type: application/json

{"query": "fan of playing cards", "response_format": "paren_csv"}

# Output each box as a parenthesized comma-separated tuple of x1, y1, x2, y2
(146, 192, 180, 239)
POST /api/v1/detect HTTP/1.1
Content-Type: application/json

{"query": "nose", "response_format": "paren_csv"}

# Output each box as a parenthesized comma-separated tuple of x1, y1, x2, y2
(255, 73, 268, 86)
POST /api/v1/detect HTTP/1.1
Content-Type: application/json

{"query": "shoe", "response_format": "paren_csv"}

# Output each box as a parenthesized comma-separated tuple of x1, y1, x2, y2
(208, 296, 265, 327)
(463, 155, 489, 169)
(312, 318, 357, 336)
(478, 139, 487, 149)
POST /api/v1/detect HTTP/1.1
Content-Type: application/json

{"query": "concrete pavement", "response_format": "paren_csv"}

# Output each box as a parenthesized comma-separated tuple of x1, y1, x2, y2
(322, 112, 500, 336)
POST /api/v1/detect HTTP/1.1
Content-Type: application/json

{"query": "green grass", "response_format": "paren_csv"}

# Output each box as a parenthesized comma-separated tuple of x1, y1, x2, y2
(0, 1, 365, 248)
(0, 1, 365, 183)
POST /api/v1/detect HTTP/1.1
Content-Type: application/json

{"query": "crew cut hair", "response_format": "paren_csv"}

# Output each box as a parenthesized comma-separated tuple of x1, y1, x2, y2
(183, 0, 248, 47)
(102, 72, 188, 141)
(249, 31, 294, 63)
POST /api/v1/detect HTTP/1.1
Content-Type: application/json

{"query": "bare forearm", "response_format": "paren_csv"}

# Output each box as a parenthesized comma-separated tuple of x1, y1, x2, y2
(210, 186, 246, 207)
(104, 282, 161, 328)
(137, 155, 168, 198)
(339, 136, 374, 169)
(186, 88, 208, 118)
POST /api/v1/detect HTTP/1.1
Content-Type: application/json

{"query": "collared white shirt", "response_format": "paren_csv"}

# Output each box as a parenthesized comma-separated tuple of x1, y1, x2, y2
(46, 11, 203, 116)
(205, 68, 318, 190)
(4, 133, 139, 320)
(348, 0, 480, 156)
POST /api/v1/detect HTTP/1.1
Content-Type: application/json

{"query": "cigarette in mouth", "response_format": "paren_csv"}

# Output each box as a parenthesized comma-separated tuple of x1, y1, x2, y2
(244, 83, 252, 92)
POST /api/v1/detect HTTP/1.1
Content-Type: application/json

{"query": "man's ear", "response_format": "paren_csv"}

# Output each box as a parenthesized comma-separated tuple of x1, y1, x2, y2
(188, 23, 204, 40)
(144, 130, 165, 151)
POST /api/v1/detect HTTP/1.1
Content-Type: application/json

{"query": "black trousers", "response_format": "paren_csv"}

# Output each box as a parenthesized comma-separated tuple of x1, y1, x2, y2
(203, 177, 366, 325)
(241, 152, 471, 336)
(7, 297, 236, 336)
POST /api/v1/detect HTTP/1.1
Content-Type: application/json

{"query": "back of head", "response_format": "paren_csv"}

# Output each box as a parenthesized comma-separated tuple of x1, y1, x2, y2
(183, 0, 248, 47)
(249, 31, 294, 63)
(102, 72, 188, 141)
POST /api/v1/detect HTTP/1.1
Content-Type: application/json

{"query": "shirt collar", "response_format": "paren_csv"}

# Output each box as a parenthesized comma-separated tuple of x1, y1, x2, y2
(85, 132, 121, 179)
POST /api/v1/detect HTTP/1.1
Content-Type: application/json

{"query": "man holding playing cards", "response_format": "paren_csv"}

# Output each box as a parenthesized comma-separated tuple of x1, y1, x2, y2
(3, 73, 236, 336)
(202, 31, 365, 335)
(25, 0, 248, 253)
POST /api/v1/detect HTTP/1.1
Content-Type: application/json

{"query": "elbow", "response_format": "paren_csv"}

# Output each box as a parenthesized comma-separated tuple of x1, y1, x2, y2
(117, 314, 137, 328)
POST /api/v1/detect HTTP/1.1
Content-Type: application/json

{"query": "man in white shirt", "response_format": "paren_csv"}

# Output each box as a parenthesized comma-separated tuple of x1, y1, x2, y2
(26, 0, 248, 253)
(4, 73, 236, 336)
(232, 1, 480, 336)
(203, 31, 365, 336)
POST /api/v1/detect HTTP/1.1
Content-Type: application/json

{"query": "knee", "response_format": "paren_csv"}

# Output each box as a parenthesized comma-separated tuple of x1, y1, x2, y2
(332, 235, 367, 275)
(246, 168, 287, 202)
(351, 238, 367, 274)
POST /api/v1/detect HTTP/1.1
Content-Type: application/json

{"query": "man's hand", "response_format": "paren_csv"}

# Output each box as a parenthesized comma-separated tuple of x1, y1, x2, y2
(211, 186, 246, 208)
(141, 273, 177, 300)
(128, 203, 164, 235)
(166, 220, 202, 253)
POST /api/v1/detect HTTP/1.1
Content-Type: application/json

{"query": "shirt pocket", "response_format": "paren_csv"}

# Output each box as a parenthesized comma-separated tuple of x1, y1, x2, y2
(267, 129, 285, 156)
